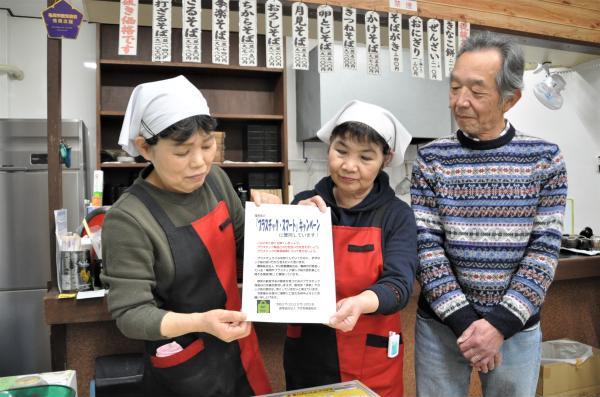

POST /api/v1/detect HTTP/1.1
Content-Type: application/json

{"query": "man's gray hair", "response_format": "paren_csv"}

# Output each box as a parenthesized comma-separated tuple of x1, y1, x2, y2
(458, 31, 525, 103)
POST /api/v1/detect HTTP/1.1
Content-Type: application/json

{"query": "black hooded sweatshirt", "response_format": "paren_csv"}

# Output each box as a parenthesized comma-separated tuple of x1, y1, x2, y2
(293, 171, 418, 313)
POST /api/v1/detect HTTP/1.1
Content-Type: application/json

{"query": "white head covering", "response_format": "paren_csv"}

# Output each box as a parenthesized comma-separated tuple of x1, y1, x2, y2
(316, 100, 412, 167)
(118, 75, 211, 156)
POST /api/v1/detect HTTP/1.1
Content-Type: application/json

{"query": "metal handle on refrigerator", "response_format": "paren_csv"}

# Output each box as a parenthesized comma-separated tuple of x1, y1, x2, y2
(0, 166, 28, 172)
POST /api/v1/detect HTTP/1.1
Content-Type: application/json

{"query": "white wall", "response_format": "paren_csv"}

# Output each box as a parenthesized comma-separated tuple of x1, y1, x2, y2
(0, 10, 8, 117)
(507, 69, 600, 234)
(0, 13, 97, 166)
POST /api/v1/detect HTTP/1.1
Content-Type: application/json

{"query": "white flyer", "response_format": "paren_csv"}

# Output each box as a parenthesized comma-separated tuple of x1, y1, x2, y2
(242, 203, 336, 323)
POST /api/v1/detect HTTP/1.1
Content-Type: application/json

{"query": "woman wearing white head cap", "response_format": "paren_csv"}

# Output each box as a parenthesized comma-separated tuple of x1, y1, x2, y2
(283, 100, 417, 396)
(100, 76, 274, 396)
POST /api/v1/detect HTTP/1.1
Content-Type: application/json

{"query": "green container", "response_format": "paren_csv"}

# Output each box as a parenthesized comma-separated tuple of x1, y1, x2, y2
(0, 385, 75, 397)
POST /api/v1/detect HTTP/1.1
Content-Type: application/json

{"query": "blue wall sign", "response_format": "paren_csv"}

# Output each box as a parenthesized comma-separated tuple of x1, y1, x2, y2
(42, 0, 83, 40)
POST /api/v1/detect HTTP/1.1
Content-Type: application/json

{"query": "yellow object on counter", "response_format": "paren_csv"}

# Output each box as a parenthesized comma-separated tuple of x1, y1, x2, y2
(257, 380, 377, 397)
(57, 293, 77, 299)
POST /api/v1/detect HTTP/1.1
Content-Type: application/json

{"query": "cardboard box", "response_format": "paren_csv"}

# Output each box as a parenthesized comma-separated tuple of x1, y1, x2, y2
(257, 380, 378, 397)
(0, 370, 77, 396)
(213, 131, 226, 162)
(536, 346, 600, 397)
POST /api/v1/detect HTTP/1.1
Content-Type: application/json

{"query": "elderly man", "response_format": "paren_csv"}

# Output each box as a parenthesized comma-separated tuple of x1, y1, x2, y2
(411, 31, 567, 397)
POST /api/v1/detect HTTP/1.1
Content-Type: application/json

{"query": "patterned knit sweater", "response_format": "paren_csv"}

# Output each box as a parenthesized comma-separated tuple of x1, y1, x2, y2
(411, 125, 567, 339)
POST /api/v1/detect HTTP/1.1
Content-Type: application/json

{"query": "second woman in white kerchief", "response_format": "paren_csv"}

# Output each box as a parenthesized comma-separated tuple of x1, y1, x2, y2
(283, 100, 417, 397)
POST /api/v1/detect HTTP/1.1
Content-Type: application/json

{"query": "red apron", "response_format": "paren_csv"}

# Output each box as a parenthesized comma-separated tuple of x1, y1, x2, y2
(129, 177, 271, 397)
(285, 223, 404, 397)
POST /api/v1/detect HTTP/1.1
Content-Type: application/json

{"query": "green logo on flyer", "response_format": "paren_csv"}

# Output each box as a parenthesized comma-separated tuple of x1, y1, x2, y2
(257, 300, 270, 314)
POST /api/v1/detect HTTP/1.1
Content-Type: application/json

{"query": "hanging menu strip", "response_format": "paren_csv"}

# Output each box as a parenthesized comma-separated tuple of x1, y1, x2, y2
(292, 2, 309, 70)
(427, 19, 442, 81)
(409, 15, 424, 78)
(152, 0, 171, 62)
(365, 11, 381, 76)
(182, 0, 201, 63)
(389, 12, 403, 73)
(444, 20, 456, 77)
(342, 7, 357, 71)
(239, 0, 257, 67)
(317, 5, 334, 73)
(458, 21, 470, 52)
(118, 0, 138, 56)
(212, 0, 229, 65)
(265, 0, 283, 69)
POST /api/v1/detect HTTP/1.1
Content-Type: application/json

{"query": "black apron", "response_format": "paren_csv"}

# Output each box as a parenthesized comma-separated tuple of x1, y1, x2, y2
(128, 174, 271, 396)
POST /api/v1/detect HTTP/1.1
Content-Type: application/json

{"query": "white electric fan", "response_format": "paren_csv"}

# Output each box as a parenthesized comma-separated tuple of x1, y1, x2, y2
(533, 62, 566, 110)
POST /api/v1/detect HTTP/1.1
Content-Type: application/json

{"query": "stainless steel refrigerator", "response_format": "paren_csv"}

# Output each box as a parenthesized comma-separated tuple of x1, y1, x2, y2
(0, 119, 89, 376)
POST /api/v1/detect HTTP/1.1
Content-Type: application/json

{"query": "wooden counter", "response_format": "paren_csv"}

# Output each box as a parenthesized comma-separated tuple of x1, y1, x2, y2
(44, 290, 142, 397)
(45, 255, 600, 397)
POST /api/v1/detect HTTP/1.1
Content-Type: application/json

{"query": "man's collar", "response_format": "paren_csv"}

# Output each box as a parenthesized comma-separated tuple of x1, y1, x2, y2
(457, 122, 515, 150)
(461, 120, 511, 142)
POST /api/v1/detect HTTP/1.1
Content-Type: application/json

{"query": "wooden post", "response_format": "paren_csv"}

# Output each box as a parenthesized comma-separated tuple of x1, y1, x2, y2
(47, 0, 66, 372)
(47, 0, 62, 288)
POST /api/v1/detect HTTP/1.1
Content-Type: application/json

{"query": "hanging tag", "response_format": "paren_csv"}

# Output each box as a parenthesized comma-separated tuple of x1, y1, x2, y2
(151, 0, 171, 62)
(182, 0, 201, 63)
(444, 20, 456, 78)
(388, 12, 403, 73)
(388, 331, 400, 358)
(292, 2, 309, 70)
(409, 16, 424, 78)
(265, 0, 283, 69)
(457, 21, 470, 51)
(342, 7, 357, 71)
(212, 0, 229, 64)
(317, 5, 334, 73)
(427, 19, 442, 81)
(365, 11, 381, 76)
(118, 0, 138, 56)
(239, 0, 257, 66)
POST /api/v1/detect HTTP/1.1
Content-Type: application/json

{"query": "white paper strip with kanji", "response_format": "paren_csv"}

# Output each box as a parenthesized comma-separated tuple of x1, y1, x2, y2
(365, 11, 381, 76)
(342, 7, 357, 71)
(444, 20, 456, 77)
(458, 21, 470, 52)
(427, 19, 442, 81)
(119, 0, 138, 56)
(292, 2, 309, 70)
(239, 0, 257, 66)
(212, 0, 229, 64)
(182, 0, 201, 63)
(409, 15, 424, 78)
(389, 0, 417, 12)
(152, 0, 171, 62)
(389, 12, 402, 73)
(317, 5, 334, 73)
(265, 0, 283, 68)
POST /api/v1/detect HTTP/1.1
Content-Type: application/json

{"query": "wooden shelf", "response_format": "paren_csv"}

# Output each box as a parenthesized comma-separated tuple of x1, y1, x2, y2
(219, 162, 285, 168)
(100, 110, 284, 121)
(101, 162, 148, 169)
(97, 23, 289, 204)
(99, 59, 283, 74)
(101, 162, 285, 169)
